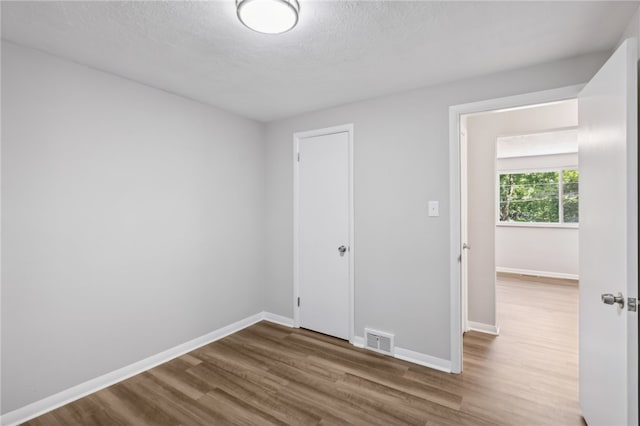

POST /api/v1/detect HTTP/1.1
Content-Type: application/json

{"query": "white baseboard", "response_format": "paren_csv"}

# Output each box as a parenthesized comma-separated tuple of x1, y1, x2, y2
(351, 335, 365, 348)
(262, 312, 294, 328)
(496, 266, 578, 281)
(351, 336, 451, 373)
(1, 311, 291, 426)
(394, 347, 452, 373)
(467, 321, 500, 336)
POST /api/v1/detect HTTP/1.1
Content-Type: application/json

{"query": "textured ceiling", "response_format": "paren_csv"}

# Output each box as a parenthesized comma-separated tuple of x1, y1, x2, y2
(2, 1, 638, 122)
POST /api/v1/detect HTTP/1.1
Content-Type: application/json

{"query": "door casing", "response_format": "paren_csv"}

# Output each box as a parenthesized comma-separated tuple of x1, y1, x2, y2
(293, 123, 355, 343)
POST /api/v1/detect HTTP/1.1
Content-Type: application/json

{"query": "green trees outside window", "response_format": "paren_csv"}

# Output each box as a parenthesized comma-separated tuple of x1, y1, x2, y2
(499, 169, 579, 224)
(562, 170, 579, 223)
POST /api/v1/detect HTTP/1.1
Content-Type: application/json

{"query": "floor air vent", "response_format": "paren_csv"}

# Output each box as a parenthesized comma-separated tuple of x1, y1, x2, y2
(364, 328, 394, 355)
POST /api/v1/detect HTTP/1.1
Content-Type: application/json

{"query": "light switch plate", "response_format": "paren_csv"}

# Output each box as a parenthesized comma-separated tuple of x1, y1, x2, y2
(428, 201, 439, 217)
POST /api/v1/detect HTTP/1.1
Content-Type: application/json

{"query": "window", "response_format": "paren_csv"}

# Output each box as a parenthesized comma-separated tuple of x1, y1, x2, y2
(498, 169, 579, 224)
(562, 170, 579, 223)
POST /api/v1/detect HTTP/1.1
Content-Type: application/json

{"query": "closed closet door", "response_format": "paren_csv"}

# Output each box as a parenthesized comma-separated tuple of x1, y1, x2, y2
(297, 131, 350, 340)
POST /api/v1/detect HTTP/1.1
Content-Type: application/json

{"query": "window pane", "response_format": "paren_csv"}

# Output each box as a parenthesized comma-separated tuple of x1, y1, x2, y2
(562, 169, 579, 223)
(499, 172, 559, 222)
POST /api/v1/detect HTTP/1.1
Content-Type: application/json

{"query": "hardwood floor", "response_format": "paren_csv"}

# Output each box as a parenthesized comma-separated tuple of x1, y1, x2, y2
(24, 277, 582, 425)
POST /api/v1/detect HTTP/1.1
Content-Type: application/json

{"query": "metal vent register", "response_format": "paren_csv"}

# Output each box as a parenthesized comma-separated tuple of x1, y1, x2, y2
(364, 328, 394, 355)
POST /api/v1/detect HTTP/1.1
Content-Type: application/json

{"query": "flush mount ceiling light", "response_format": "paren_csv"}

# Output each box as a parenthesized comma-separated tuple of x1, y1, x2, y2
(236, 0, 300, 34)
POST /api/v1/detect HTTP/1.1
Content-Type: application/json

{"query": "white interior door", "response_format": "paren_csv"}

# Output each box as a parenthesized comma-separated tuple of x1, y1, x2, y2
(578, 38, 638, 426)
(296, 131, 351, 340)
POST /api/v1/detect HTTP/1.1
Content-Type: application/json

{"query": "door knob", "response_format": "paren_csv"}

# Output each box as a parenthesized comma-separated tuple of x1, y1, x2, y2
(462, 243, 471, 250)
(601, 292, 625, 309)
(338, 245, 347, 256)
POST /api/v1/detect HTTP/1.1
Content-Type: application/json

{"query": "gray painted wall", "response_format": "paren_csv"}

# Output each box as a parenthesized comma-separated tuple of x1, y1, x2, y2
(1, 42, 266, 413)
(264, 51, 610, 359)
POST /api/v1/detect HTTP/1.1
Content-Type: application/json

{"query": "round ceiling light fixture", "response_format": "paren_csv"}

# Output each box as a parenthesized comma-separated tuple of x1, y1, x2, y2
(236, 0, 300, 34)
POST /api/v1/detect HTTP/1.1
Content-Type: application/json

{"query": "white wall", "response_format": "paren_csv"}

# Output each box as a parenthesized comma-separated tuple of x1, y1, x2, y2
(466, 101, 578, 327)
(265, 51, 609, 360)
(619, 5, 640, 56)
(496, 227, 578, 278)
(1, 42, 266, 413)
(495, 152, 579, 279)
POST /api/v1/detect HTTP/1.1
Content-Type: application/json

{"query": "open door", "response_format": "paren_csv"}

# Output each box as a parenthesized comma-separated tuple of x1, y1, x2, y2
(578, 38, 638, 425)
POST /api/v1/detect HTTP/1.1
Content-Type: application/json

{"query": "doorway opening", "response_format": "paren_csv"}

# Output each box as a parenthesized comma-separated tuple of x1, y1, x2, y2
(448, 84, 583, 373)
(459, 99, 582, 421)
(462, 99, 579, 334)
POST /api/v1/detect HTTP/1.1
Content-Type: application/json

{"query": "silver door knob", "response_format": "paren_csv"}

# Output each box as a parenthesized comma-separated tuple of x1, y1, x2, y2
(601, 292, 624, 308)
(338, 245, 347, 256)
(463, 243, 471, 250)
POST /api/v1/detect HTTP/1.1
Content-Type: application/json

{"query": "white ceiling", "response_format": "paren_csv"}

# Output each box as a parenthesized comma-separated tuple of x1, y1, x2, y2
(2, 1, 638, 122)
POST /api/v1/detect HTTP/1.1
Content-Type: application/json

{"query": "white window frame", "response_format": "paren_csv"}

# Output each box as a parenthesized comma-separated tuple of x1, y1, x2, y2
(495, 166, 579, 228)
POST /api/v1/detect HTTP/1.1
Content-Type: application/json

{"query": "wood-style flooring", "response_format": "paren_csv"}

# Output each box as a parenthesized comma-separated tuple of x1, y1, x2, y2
(24, 277, 582, 425)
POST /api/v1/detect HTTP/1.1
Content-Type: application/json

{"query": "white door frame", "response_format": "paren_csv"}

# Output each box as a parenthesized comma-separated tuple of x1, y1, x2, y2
(460, 120, 469, 334)
(448, 85, 583, 373)
(293, 123, 355, 343)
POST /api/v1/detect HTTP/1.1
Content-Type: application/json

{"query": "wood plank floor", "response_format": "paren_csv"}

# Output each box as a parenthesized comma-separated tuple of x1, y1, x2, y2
(24, 277, 582, 425)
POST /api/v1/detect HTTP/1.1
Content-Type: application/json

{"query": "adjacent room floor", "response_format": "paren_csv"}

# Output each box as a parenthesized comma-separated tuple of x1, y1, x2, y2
(24, 276, 581, 425)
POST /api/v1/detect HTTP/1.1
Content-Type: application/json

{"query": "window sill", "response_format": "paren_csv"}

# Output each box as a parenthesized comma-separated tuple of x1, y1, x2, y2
(496, 222, 579, 229)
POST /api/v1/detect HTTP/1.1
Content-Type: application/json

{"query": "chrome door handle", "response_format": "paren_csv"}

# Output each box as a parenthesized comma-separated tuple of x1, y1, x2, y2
(338, 245, 347, 256)
(601, 292, 624, 309)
